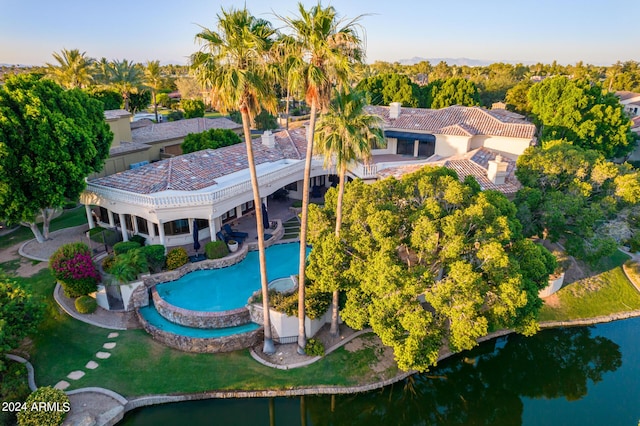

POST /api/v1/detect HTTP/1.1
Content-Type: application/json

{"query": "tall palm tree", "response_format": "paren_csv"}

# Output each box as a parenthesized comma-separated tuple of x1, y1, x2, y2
(191, 7, 278, 354)
(279, 2, 366, 347)
(92, 57, 112, 86)
(314, 88, 384, 335)
(109, 59, 143, 111)
(144, 60, 163, 122)
(45, 48, 95, 89)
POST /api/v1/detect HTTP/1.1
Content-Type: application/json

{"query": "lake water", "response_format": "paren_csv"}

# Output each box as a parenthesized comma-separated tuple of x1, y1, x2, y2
(120, 317, 640, 425)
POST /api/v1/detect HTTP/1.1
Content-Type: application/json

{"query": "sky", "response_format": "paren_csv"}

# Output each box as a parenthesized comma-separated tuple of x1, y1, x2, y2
(1, 0, 638, 67)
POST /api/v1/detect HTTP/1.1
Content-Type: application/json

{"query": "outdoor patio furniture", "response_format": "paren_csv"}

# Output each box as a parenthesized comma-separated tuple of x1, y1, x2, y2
(223, 224, 249, 240)
(216, 231, 231, 243)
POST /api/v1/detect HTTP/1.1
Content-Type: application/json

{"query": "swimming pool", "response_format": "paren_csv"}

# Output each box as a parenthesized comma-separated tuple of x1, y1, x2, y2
(155, 243, 310, 312)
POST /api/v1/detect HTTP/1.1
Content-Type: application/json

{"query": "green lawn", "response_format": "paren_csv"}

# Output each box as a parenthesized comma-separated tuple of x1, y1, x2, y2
(539, 265, 640, 321)
(282, 217, 301, 240)
(0, 207, 86, 250)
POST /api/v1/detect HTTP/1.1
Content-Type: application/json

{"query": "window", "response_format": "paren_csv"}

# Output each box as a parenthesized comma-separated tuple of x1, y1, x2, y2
(163, 219, 190, 236)
(241, 200, 255, 213)
(98, 207, 110, 223)
(396, 139, 415, 155)
(136, 216, 149, 234)
(221, 208, 237, 223)
(195, 218, 209, 230)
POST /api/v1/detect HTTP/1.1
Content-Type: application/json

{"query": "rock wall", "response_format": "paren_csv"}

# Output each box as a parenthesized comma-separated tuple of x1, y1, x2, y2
(136, 310, 263, 353)
(152, 287, 251, 329)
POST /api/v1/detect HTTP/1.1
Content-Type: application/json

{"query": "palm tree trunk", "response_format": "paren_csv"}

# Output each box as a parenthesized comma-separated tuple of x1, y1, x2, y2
(153, 91, 158, 122)
(297, 101, 318, 354)
(241, 108, 275, 354)
(330, 163, 347, 337)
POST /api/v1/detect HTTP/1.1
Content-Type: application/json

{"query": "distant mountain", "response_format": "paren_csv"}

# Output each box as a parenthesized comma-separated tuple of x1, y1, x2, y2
(396, 57, 535, 66)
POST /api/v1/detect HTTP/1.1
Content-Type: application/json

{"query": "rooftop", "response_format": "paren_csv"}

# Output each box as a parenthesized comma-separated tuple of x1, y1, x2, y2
(131, 117, 242, 145)
(366, 105, 536, 140)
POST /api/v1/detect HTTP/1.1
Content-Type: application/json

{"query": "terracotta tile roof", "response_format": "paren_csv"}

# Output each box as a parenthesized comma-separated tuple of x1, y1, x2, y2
(273, 127, 307, 160)
(104, 109, 130, 121)
(131, 117, 242, 145)
(90, 140, 286, 194)
(616, 91, 640, 102)
(377, 148, 520, 195)
(366, 105, 536, 139)
(109, 141, 151, 157)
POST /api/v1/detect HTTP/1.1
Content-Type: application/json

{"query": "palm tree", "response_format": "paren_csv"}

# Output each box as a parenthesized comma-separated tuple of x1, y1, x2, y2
(279, 2, 366, 347)
(109, 59, 143, 111)
(144, 60, 163, 122)
(45, 48, 95, 89)
(92, 57, 112, 86)
(191, 7, 278, 354)
(314, 88, 384, 336)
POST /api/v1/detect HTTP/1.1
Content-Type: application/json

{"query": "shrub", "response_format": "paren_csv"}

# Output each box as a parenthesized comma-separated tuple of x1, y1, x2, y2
(629, 232, 640, 253)
(181, 98, 205, 118)
(17, 386, 70, 426)
(305, 338, 325, 357)
(101, 255, 116, 273)
(254, 110, 278, 130)
(166, 247, 188, 270)
(139, 244, 166, 273)
(49, 243, 100, 297)
(205, 240, 229, 259)
(75, 295, 97, 314)
(292, 200, 303, 208)
(110, 249, 148, 283)
(0, 362, 30, 426)
(130, 234, 147, 246)
(167, 110, 184, 121)
(113, 241, 141, 255)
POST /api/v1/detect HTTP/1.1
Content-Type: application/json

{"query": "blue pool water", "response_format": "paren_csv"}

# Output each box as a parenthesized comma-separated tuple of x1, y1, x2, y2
(139, 304, 260, 337)
(156, 243, 310, 312)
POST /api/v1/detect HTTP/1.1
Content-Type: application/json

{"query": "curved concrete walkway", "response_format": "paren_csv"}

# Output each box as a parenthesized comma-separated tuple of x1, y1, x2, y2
(19, 223, 90, 262)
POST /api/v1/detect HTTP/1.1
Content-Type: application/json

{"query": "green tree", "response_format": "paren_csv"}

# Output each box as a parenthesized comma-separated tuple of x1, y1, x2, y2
(428, 77, 481, 109)
(505, 79, 534, 115)
(279, 1, 366, 351)
(108, 59, 143, 111)
(528, 76, 634, 158)
(45, 48, 95, 89)
(356, 73, 422, 107)
(17, 386, 69, 426)
(191, 6, 278, 354)
(515, 141, 640, 263)
(0, 74, 112, 242)
(313, 87, 384, 335)
(181, 128, 242, 153)
(181, 98, 206, 118)
(0, 279, 43, 372)
(308, 167, 556, 372)
(144, 60, 163, 121)
(86, 87, 122, 110)
(128, 90, 151, 115)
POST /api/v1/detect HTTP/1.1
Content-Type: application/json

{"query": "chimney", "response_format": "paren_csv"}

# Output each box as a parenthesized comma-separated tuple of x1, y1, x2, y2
(487, 154, 508, 185)
(261, 130, 276, 148)
(389, 102, 402, 119)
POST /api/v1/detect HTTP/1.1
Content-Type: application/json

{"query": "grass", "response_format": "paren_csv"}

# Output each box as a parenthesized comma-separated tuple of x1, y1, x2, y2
(0, 207, 86, 250)
(539, 264, 640, 322)
(282, 217, 301, 240)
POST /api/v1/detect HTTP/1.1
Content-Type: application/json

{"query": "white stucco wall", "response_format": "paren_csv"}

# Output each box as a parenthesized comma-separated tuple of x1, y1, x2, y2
(434, 135, 471, 157)
(470, 135, 532, 160)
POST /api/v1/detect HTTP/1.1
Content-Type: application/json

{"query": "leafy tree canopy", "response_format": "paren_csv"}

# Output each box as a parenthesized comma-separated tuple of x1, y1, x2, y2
(427, 77, 481, 109)
(181, 98, 206, 119)
(528, 76, 635, 158)
(307, 166, 556, 372)
(356, 73, 424, 107)
(0, 279, 43, 372)
(181, 128, 242, 154)
(515, 141, 640, 263)
(0, 74, 112, 241)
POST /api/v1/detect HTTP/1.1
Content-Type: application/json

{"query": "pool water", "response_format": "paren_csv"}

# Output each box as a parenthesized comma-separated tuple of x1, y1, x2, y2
(156, 243, 310, 312)
(139, 304, 260, 337)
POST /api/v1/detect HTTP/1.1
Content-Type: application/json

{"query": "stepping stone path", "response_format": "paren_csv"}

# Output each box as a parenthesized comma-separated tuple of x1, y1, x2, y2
(67, 370, 85, 380)
(58, 332, 119, 388)
(54, 381, 70, 390)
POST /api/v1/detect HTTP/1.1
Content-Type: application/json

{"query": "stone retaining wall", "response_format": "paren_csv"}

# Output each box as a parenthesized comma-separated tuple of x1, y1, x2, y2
(136, 310, 263, 353)
(152, 287, 251, 329)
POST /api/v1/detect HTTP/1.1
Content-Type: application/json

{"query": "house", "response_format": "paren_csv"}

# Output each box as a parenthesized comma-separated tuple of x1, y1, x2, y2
(96, 110, 242, 178)
(616, 91, 640, 117)
(80, 104, 536, 248)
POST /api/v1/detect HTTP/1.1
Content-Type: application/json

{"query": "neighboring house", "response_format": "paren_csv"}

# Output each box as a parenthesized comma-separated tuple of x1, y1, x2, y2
(81, 104, 536, 248)
(616, 91, 640, 117)
(95, 110, 242, 178)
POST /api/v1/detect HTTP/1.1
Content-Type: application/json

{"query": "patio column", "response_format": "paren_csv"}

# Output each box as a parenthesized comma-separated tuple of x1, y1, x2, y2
(158, 221, 166, 247)
(209, 216, 216, 241)
(147, 220, 156, 238)
(85, 205, 95, 229)
(118, 213, 128, 242)
(262, 197, 268, 209)
(132, 216, 139, 234)
(107, 210, 115, 227)
(413, 140, 419, 157)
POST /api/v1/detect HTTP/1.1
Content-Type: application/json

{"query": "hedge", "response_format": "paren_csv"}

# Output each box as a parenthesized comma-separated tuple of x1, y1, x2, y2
(205, 240, 229, 259)
(166, 247, 188, 270)
(113, 241, 141, 255)
(75, 295, 97, 314)
(17, 386, 70, 426)
(139, 244, 166, 273)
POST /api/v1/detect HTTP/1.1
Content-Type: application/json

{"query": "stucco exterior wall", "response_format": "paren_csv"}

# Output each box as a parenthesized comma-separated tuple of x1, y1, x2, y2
(470, 135, 532, 160)
(434, 135, 470, 157)
(106, 115, 133, 147)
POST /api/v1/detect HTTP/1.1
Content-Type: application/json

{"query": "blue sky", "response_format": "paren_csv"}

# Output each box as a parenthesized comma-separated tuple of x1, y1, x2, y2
(1, 0, 638, 66)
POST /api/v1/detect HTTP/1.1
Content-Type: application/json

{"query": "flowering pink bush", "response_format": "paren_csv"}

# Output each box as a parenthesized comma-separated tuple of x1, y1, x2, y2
(49, 243, 100, 297)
